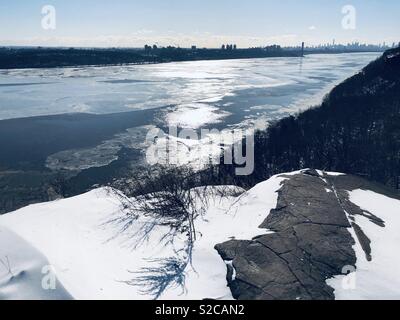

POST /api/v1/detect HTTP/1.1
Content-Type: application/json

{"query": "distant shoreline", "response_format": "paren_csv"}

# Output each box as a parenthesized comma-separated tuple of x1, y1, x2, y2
(0, 46, 385, 70)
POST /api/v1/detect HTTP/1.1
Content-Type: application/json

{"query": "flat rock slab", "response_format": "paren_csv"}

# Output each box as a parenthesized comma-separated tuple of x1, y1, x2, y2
(215, 169, 394, 300)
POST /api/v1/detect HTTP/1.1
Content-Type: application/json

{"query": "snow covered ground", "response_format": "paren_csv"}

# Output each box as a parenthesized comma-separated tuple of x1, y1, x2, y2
(0, 227, 72, 300)
(327, 189, 400, 300)
(0, 175, 286, 300)
(1, 170, 400, 300)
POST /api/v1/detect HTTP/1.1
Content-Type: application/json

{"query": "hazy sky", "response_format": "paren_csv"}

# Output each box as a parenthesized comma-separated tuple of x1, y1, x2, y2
(1, 0, 399, 47)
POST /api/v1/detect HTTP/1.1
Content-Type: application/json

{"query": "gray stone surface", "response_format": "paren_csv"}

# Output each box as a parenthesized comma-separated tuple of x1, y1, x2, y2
(215, 169, 397, 300)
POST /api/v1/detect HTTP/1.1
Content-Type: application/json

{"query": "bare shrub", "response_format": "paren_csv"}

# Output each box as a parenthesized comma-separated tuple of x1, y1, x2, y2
(107, 166, 209, 298)
(0, 255, 14, 277)
(110, 166, 210, 246)
(122, 257, 188, 300)
(107, 165, 245, 298)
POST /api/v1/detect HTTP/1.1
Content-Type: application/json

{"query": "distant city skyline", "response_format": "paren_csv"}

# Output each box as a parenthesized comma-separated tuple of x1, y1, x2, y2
(1, 0, 399, 48)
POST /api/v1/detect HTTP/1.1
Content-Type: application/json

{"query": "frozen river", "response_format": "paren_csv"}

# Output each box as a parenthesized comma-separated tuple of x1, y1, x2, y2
(0, 53, 380, 174)
(0, 53, 379, 128)
(0, 52, 382, 212)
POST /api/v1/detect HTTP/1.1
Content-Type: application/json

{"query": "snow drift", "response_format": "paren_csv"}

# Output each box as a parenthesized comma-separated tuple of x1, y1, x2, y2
(0, 175, 284, 300)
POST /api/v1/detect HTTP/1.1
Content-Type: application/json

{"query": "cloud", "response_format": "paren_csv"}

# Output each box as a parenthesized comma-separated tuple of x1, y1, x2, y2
(308, 26, 317, 31)
(0, 32, 302, 48)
